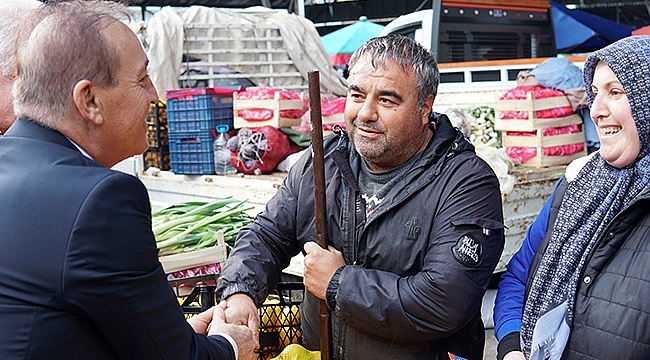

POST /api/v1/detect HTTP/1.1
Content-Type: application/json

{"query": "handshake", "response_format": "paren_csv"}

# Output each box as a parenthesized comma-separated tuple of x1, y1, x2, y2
(188, 294, 260, 360)
(187, 294, 260, 360)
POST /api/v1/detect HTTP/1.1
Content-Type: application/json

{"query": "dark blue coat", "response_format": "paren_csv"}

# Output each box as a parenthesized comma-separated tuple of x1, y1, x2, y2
(0, 119, 234, 360)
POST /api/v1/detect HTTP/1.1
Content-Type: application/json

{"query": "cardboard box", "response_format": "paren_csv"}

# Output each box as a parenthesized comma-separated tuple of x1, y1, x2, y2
(495, 91, 587, 167)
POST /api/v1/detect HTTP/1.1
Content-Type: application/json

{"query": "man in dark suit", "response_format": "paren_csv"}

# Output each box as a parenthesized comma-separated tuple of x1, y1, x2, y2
(0, 1, 256, 359)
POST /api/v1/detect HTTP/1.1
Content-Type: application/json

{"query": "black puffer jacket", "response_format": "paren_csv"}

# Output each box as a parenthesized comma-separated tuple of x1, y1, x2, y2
(528, 178, 650, 359)
(217, 114, 505, 360)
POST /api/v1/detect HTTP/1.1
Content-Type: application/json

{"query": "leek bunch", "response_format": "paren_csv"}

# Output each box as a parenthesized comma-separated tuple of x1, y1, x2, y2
(152, 198, 254, 256)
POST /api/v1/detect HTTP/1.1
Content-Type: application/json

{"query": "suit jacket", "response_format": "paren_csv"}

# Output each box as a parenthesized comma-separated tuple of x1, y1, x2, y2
(0, 119, 234, 360)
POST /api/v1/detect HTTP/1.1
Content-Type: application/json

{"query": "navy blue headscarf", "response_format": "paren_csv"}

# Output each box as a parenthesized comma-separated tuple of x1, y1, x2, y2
(521, 36, 650, 359)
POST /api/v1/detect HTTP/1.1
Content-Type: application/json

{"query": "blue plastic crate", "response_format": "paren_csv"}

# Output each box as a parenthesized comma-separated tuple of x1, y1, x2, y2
(169, 131, 215, 175)
(166, 88, 235, 133)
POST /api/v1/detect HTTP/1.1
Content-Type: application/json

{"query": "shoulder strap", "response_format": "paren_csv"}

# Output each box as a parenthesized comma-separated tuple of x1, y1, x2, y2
(524, 178, 569, 300)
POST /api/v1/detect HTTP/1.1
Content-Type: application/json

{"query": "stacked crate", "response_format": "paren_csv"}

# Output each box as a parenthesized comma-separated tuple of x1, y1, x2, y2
(166, 88, 237, 175)
(494, 91, 587, 168)
(143, 101, 170, 170)
(233, 91, 304, 129)
(256, 283, 304, 359)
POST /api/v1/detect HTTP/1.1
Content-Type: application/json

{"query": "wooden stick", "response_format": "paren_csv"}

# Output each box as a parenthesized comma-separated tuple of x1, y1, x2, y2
(307, 69, 332, 360)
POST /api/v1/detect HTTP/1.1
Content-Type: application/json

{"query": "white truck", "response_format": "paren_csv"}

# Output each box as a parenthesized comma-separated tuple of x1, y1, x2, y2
(378, 1, 586, 111)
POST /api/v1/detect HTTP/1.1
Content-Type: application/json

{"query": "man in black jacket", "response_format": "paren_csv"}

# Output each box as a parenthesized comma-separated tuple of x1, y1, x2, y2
(217, 34, 505, 360)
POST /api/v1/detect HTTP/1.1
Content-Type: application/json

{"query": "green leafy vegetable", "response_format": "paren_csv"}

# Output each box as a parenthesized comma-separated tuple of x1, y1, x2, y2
(152, 198, 254, 256)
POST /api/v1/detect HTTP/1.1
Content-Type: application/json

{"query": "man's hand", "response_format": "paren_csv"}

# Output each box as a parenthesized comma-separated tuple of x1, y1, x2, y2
(224, 293, 260, 346)
(303, 242, 345, 299)
(209, 305, 257, 360)
(503, 351, 526, 360)
(187, 306, 213, 334)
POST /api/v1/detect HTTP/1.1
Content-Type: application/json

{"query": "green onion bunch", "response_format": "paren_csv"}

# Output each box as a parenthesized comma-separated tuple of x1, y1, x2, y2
(152, 198, 254, 256)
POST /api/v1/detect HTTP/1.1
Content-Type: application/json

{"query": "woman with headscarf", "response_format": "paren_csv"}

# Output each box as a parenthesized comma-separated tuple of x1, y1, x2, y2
(492, 35, 650, 360)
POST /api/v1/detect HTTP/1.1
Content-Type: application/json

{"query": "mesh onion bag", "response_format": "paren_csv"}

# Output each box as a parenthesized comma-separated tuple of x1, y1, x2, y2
(499, 86, 584, 164)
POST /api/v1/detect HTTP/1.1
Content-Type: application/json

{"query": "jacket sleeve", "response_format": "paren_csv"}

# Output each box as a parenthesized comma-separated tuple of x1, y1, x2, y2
(217, 150, 309, 305)
(333, 155, 505, 343)
(492, 197, 551, 341)
(64, 172, 235, 360)
(492, 179, 566, 358)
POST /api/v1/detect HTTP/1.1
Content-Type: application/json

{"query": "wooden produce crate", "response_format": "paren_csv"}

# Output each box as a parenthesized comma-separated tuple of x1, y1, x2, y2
(494, 91, 587, 168)
(159, 231, 227, 274)
(233, 91, 304, 129)
(322, 113, 344, 125)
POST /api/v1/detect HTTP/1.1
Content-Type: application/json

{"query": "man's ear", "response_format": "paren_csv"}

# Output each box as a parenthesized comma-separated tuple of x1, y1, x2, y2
(421, 94, 435, 123)
(73, 80, 103, 126)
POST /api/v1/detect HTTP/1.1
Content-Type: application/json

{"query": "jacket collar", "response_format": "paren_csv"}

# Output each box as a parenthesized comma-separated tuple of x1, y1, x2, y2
(424, 112, 473, 165)
(4, 118, 77, 152)
(329, 112, 472, 188)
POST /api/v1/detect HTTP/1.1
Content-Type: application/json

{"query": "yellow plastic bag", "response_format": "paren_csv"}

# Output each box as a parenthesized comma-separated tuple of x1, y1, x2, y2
(270, 344, 320, 360)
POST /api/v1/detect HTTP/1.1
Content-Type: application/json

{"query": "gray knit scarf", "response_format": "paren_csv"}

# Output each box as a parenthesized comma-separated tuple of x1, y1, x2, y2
(520, 35, 650, 358)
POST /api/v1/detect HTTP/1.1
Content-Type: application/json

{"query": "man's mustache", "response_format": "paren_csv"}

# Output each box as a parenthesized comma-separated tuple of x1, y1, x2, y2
(351, 119, 384, 133)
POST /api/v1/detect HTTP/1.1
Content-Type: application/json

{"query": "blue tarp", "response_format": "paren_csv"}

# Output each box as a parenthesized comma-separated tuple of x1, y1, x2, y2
(551, 1, 633, 53)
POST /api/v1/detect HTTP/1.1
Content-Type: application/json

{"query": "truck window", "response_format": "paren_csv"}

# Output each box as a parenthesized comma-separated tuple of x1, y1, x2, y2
(390, 24, 420, 42)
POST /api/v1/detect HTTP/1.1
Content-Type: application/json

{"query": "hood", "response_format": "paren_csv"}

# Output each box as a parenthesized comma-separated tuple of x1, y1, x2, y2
(583, 35, 650, 156)
(329, 112, 470, 187)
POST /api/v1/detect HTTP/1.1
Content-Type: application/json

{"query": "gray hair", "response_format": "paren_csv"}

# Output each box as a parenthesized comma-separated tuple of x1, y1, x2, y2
(348, 34, 440, 112)
(13, 0, 134, 128)
(0, 0, 41, 77)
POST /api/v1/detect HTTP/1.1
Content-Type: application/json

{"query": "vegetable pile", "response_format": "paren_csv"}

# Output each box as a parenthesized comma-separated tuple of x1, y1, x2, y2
(152, 198, 254, 256)
(469, 105, 500, 147)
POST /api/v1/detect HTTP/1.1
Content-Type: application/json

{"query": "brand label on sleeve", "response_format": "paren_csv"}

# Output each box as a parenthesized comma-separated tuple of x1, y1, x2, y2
(452, 235, 482, 267)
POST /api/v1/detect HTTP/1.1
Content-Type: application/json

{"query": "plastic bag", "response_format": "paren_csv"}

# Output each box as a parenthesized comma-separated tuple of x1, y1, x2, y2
(293, 96, 346, 134)
(445, 108, 472, 137)
(270, 344, 320, 360)
(228, 126, 298, 174)
(322, 97, 346, 131)
(322, 97, 346, 116)
(475, 145, 516, 194)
